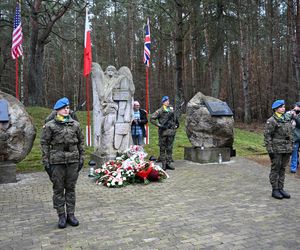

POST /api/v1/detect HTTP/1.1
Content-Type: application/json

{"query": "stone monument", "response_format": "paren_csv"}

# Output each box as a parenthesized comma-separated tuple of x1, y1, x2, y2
(91, 63, 135, 165)
(0, 91, 36, 183)
(184, 92, 234, 163)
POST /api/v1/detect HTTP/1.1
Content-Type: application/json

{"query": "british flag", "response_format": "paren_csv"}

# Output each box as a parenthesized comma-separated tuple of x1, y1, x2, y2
(143, 18, 151, 67)
(11, 2, 23, 59)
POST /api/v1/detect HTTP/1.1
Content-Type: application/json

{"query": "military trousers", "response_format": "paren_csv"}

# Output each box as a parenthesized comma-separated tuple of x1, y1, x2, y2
(159, 135, 175, 163)
(269, 153, 291, 190)
(51, 163, 79, 215)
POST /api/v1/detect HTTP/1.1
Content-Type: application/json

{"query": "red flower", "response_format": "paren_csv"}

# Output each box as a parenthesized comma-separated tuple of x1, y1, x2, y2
(136, 166, 153, 180)
(147, 169, 160, 181)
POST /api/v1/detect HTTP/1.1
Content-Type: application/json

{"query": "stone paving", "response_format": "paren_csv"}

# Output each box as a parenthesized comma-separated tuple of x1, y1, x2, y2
(0, 157, 299, 250)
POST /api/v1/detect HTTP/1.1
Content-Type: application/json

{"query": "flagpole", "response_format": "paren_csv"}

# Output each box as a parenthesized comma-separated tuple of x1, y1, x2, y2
(84, 0, 92, 147)
(15, 58, 19, 100)
(86, 75, 91, 146)
(20, 55, 24, 103)
(145, 66, 149, 144)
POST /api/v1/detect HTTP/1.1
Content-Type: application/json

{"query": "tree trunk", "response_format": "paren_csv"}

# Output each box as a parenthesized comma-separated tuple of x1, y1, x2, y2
(295, 0, 300, 100)
(174, 0, 184, 112)
(27, 0, 72, 105)
(239, 1, 251, 123)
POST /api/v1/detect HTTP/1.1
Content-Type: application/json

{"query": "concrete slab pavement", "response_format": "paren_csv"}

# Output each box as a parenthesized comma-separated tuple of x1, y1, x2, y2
(0, 157, 299, 249)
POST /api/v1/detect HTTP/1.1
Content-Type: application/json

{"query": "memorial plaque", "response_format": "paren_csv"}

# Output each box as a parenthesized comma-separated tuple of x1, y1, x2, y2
(112, 90, 131, 101)
(204, 101, 233, 116)
(0, 99, 9, 122)
(115, 123, 130, 135)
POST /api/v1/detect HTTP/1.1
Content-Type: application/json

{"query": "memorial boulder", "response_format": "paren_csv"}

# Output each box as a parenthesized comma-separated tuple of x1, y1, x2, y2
(0, 91, 36, 183)
(185, 92, 234, 163)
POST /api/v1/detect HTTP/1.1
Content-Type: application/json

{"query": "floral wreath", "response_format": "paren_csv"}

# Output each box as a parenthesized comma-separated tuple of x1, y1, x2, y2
(91, 145, 169, 187)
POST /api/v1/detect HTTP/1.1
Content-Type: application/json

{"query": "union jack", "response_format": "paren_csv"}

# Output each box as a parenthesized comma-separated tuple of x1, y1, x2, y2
(143, 18, 151, 67)
(11, 2, 23, 59)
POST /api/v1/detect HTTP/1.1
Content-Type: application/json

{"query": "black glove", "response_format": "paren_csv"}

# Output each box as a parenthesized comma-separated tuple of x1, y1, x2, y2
(78, 157, 84, 173)
(44, 163, 52, 178)
(268, 153, 275, 159)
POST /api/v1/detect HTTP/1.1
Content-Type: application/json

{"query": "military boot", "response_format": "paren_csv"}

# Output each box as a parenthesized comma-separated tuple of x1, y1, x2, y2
(67, 213, 79, 226)
(279, 189, 291, 199)
(161, 160, 167, 171)
(166, 162, 175, 170)
(58, 213, 67, 229)
(272, 189, 283, 199)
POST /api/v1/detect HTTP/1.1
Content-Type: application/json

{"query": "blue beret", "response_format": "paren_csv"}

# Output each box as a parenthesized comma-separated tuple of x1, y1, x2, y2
(271, 99, 285, 110)
(162, 96, 169, 103)
(53, 97, 70, 110)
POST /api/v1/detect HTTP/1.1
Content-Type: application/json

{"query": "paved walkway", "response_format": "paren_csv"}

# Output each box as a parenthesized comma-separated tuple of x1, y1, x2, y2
(0, 157, 299, 250)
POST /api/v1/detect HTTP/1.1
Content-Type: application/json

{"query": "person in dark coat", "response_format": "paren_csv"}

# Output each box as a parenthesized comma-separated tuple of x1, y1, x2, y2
(289, 102, 300, 173)
(264, 99, 293, 199)
(41, 97, 84, 228)
(131, 101, 148, 146)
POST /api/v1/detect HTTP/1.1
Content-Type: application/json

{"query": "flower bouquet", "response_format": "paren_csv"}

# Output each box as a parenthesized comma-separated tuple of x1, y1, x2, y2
(92, 145, 169, 188)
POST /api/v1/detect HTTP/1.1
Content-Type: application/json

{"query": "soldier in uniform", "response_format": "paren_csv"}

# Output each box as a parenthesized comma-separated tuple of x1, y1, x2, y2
(150, 96, 179, 170)
(264, 99, 293, 199)
(41, 97, 84, 228)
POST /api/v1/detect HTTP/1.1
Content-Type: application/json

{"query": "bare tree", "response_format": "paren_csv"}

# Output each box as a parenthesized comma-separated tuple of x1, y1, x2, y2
(27, 0, 73, 105)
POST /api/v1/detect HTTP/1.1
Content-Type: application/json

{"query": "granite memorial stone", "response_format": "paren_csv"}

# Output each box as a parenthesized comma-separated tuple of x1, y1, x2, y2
(184, 92, 234, 163)
(0, 91, 36, 183)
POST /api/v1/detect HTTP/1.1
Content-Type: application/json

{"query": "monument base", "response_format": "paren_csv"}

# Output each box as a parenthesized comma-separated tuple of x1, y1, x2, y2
(0, 161, 17, 183)
(91, 149, 116, 168)
(184, 147, 231, 164)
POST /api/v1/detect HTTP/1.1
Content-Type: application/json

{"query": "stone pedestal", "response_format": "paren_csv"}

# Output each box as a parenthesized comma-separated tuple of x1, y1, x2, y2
(184, 147, 231, 164)
(91, 150, 116, 168)
(0, 162, 17, 183)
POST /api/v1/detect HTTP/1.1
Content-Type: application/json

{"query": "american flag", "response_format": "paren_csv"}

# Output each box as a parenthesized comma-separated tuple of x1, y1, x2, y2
(11, 2, 23, 59)
(143, 18, 151, 67)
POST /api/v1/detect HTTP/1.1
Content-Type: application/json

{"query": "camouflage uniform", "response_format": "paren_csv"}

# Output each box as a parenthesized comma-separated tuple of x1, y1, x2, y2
(264, 113, 293, 190)
(41, 116, 84, 215)
(150, 106, 179, 167)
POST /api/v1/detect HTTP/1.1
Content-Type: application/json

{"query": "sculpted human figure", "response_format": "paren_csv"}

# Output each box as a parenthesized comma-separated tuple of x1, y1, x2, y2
(91, 63, 135, 159)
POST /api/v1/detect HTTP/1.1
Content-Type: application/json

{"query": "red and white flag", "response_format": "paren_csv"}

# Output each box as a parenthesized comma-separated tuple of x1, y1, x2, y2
(83, 4, 92, 76)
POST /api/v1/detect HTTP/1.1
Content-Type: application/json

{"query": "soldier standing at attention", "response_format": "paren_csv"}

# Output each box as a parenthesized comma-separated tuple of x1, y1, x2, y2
(41, 97, 84, 228)
(264, 99, 293, 199)
(150, 96, 179, 170)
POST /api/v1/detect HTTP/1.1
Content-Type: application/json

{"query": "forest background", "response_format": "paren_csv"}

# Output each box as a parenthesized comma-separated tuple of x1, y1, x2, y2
(1, 0, 300, 123)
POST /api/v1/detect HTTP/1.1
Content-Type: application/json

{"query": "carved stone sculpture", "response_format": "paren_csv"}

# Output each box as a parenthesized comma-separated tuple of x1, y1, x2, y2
(0, 91, 36, 183)
(91, 63, 135, 161)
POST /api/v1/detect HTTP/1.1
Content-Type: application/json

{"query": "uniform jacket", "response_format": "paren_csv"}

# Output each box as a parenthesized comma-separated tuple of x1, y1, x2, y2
(150, 106, 179, 137)
(264, 113, 293, 153)
(131, 109, 148, 137)
(41, 116, 84, 165)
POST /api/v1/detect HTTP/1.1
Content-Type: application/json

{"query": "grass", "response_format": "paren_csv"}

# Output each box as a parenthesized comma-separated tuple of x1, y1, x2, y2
(16, 108, 267, 172)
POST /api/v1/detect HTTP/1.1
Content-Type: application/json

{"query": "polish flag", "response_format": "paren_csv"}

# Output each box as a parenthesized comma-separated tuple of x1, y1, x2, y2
(83, 5, 92, 76)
